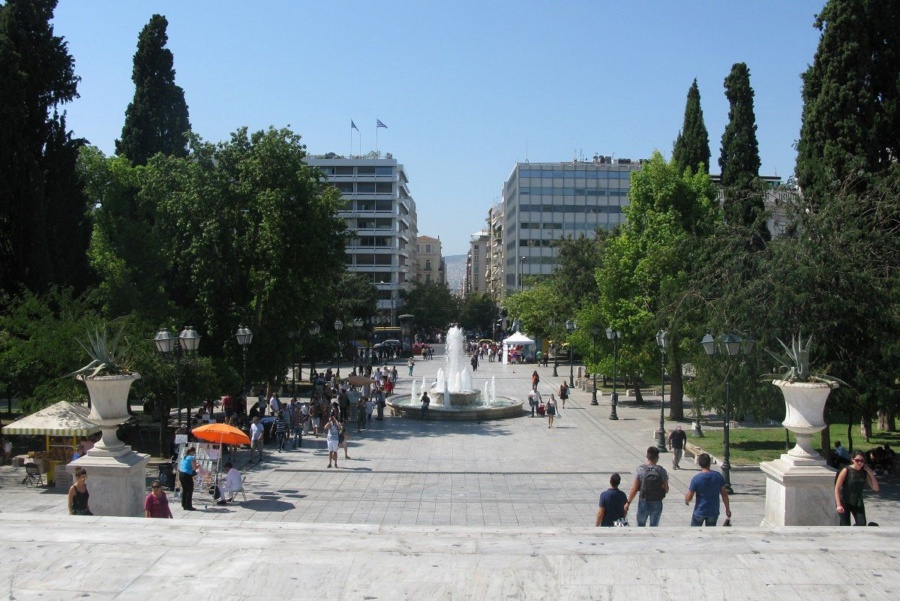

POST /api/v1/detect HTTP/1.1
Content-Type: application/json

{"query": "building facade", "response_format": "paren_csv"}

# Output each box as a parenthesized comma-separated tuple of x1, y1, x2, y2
(415, 235, 445, 285)
(486, 203, 504, 301)
(466, 230, 489, 296)
(308, 156, 418, 324)
(501, 157, 641, 295)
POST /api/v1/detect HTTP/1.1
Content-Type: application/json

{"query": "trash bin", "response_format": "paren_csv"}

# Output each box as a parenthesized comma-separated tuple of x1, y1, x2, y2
(157, 462, 175, 489)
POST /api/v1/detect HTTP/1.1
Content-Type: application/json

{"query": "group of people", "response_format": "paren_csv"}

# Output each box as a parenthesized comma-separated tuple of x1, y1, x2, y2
(596, 446, 731, 528)
(526, 378, 569, 428)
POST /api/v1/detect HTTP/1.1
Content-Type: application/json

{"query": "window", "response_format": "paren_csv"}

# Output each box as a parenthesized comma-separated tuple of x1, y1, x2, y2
(335, 166, 353, 175)
(357, 166, 376, 175)
(375, 182, 392, 194)
(375, 166, 393, 176)
(425, 260, 432, 271)
(357, 182, 376, 193)
(426, 244, 431, 253)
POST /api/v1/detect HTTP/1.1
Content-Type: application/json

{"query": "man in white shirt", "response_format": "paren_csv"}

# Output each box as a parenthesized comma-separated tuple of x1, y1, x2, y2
(217, 462, 243, 505)
(249, 417, 264, 463)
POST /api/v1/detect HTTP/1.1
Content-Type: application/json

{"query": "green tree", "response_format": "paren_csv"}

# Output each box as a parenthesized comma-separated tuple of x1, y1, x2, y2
(0, 0, 90, 295)
(672, 79, 711, 175)
(459, 293, 498, 335)
(400, 281, 458, 333)
(719, 63, 768, 245)
(502, 280, 565, 343)
(596, 152, 719, 417)
(796, 0, 900, 204)
(116, 14, 191, 166)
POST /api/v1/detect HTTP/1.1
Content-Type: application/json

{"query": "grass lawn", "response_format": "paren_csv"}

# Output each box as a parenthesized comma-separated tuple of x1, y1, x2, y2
(688, 424, 900, 466)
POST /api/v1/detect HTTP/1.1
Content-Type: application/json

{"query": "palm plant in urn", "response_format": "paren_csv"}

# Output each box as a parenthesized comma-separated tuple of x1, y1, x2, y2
(66, 324, 140, 456)
(764, 333, 846, 460)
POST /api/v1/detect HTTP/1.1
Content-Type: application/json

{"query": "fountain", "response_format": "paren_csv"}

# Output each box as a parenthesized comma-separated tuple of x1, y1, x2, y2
(386, 326, 523, 420)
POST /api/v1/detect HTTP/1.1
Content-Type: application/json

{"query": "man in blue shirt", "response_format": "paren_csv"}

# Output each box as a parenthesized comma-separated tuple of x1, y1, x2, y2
(595, 473, 628, 527)
(685, 453, 731, 526)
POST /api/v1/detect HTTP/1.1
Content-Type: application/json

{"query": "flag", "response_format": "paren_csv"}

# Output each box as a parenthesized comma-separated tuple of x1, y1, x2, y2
(351, 120, 358, 131)
(377, 119, 387, 129)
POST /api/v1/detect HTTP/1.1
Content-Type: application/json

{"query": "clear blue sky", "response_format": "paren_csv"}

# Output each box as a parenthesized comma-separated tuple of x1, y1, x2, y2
(52, 0, 825, 255)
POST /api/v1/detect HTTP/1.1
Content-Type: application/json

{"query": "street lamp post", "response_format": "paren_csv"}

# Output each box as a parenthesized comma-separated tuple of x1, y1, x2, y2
(308, 322, 321, 377)
(590, 326, 599, 405)
(287, 330, 298, 396)
(606, 327, 621, 421)
(352, 318, 364, 372)
(235, 326, 253, 406)
(154, 326, 201, 429)
(334, 319, 344, 379)
(565, 320, 577, 387)
(656, 330, 669, 453)
(701, 333, 753, 494)
(549, 320, 559, 377)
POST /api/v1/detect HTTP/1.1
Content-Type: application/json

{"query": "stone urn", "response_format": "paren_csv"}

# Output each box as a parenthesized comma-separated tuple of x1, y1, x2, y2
(774, 379, 836, 461)
(81, 373, 141, 457)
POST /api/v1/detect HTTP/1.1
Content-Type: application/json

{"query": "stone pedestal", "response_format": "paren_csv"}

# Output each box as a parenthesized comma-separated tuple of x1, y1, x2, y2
(67, 451, 150, 517)
(760, 454, 838, 526)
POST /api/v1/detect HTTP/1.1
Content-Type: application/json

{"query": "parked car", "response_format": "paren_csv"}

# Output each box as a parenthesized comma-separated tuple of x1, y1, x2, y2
(373, 339, 402, 352)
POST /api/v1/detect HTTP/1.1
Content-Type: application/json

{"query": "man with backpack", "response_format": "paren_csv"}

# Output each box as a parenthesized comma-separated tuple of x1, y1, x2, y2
(624, 446, 669, 527)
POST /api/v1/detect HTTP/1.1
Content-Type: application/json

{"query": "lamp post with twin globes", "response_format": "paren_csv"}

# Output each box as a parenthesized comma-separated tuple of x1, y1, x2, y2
(606, 327, 621, 421)
(154, 326, 201, 429)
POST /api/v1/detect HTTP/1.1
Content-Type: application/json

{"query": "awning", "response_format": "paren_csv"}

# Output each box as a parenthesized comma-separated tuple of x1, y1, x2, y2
(503, 331, 535, 345)
(1, 401, 100, 437)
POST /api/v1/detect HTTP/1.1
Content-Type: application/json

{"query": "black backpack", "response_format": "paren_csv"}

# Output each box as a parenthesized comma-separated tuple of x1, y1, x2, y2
(640, 465, 666, 502)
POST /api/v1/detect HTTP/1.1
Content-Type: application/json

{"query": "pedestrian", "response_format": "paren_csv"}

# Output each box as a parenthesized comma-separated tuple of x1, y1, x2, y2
(68, 467, 93, 515)
(624, 446, 669, 527)
(290, 398, 304, 449)
(685, 453, 731, 526)
(249, 417, 264, 463)
(546, 394, 557, 428)
(420, 391, 430, 420)
(835, 449, 880, 526)
(273, 410, 287, 452)
(559, 382, 569, 409)
(325, 415, 342, 468)
(178, 447, 199, 511)
(531, 370, 540, 391)
(408, 356, 415, 376)
(356, 397, 367, 432)
(222, 394, 235, 425)
(340, 425, 351, 460)
(668, 426, 687, 470)
(595, 473, 628, 527)
(144, 480, 173, 518)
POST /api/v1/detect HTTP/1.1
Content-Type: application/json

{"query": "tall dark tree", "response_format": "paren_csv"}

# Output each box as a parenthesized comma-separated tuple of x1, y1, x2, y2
(796, 0, 900, 204)
(116, 14, 190, 165)
(0, 0, 90, 295)
(672, 79, 711, 174)
(718, 62, 768, 244)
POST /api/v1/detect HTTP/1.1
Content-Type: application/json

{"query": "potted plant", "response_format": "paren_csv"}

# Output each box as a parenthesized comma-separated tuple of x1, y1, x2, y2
(66, 324, 140, 455)
(764, 333, 846, 460)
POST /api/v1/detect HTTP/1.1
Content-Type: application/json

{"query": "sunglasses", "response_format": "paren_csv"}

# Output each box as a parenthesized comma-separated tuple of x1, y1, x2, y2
(151, 485, 161, 489)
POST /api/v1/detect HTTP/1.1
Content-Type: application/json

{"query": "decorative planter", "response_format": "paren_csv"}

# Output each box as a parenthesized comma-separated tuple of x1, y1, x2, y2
(774, 379, 835, 460)
(81, 373, 140, 456)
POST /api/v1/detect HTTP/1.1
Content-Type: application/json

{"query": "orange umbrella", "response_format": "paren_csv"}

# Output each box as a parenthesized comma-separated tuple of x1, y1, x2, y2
(191, 423, 250, 446)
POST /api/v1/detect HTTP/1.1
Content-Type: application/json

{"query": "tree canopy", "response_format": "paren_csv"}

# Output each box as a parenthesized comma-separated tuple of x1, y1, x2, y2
(116, 14, 190, 166)
(672, 79, 711, 175)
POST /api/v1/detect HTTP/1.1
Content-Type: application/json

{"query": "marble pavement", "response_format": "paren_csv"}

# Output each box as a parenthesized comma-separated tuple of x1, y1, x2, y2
(1, 345, 898, 599)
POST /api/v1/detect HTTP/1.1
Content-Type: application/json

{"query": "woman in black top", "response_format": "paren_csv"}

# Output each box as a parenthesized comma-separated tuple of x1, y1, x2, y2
(68, 467, 92, 515)
(835, 449, 880, 525)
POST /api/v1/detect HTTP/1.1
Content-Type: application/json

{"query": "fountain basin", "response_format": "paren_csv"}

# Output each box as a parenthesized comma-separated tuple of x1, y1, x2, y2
(387, 395, 524, 421)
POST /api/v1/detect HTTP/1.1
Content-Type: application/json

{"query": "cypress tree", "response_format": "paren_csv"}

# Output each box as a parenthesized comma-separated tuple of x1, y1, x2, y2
(0, 0, 89, 295)
(796, 0, 900, 203)
(718, 62, 768, 242)
(116, 14, 191, 165)
(672, 79, 711, 174)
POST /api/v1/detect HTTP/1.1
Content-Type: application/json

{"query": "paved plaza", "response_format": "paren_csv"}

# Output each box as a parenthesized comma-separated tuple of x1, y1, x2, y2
(1, 345, 899, 599)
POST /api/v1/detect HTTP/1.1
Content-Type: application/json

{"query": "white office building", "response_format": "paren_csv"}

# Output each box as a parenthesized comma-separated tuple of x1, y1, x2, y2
(502, 157, 641, 295)
(308, 156, 418, 324)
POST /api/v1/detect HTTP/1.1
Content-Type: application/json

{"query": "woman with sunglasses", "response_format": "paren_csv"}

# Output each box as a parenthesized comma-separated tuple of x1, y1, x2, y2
(144, 480, 173, 518)
(835, 449, 880, 526)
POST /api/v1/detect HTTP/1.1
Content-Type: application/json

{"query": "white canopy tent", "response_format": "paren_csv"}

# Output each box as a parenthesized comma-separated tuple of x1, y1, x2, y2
(2, 401, 99, 438)
(501, 331, 536, 364)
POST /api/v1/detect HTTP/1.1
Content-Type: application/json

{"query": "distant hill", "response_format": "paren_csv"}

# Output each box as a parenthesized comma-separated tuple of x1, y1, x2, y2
(444, 254, 468, 294)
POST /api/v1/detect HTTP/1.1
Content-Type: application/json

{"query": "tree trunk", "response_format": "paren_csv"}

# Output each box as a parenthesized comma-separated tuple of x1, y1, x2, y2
(668, 357, 684, 420)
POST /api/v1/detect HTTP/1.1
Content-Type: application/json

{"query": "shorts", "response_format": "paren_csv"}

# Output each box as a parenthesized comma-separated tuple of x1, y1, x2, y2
(312, 417, 321, 428)
(224, 408, 234, 418)
(327, 440, 339, 452)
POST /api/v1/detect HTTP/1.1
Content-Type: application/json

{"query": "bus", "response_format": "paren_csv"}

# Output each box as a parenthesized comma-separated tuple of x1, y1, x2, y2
(373, 326, 402, 345)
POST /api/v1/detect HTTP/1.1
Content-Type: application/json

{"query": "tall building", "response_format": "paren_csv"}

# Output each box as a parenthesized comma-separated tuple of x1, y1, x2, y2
(308, 156, 418, 325)
(415, 235, 445, 285)
(501, 157, 641, 295)
(466, 230, 489, 296)
(486, 203, 504, 301)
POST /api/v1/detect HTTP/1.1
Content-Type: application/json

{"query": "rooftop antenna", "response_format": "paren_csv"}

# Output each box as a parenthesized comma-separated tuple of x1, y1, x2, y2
(525, 136, 529, 163)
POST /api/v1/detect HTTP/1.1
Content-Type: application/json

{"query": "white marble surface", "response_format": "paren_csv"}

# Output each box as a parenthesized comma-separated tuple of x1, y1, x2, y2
(0, 514, 899, 600)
